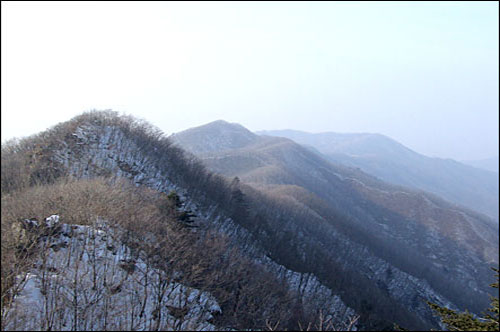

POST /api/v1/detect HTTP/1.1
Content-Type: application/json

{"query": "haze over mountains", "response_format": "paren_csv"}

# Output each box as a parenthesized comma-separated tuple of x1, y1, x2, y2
(172, 121, 499, 262)
(461, 156, 499, 174)
(2, 112, 498, 331)
(257, 129, 499, 221)
(172, 119, 498, 320)
(3, 2, 498, 330)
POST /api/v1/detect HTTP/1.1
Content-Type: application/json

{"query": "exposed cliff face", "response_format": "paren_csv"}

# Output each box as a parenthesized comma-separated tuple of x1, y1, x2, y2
(322, 226, 456, 325)
(5, 218, 222, 331)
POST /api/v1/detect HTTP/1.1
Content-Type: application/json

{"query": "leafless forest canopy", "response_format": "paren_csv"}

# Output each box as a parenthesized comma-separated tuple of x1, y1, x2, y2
(1, 110, 497, 330)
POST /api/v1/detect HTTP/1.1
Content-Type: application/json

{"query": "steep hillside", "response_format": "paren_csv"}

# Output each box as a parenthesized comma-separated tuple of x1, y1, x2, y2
(2, 112, 497, 330)
(3, 175, 314, 331)
(173, 120, 499, 327)
(1, 112, 360, 331)
(3, 214, 222, 331)
(258, 129, 499, 221)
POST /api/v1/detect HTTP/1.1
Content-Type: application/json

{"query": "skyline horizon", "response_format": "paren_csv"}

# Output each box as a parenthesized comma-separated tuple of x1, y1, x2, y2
(172, 116, 500, 163)
(2, 2, 498, 161)
(4, 110, 498, 167)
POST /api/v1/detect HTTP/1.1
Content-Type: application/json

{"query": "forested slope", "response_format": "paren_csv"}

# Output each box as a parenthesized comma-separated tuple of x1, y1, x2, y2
(2, 112, 497, 330)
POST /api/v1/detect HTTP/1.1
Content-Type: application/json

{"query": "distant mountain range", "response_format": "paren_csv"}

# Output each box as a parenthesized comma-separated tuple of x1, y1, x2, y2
(461, 156, 499, 173)
(172, 119, 498, 328)
(3, 113, 498, 331)
(258, 129, 499, 221)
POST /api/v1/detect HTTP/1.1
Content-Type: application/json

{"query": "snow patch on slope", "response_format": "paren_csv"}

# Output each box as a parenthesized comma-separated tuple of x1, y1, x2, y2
(5, 216, 221, 331)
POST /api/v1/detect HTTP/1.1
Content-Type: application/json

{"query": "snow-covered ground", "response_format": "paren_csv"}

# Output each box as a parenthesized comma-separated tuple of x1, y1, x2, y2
(4, 216, 221, 331)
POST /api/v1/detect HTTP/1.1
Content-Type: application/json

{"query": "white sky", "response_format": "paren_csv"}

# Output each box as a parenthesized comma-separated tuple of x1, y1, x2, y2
(2, 1, 498, 160)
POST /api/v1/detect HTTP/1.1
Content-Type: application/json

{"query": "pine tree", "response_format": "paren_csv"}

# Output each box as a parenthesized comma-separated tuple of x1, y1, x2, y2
(427, 267, 499, 331)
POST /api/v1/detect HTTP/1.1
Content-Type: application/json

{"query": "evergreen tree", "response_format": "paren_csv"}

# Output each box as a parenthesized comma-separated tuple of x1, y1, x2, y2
(427, 267, 499, 331)
(167, 190, 182, 208)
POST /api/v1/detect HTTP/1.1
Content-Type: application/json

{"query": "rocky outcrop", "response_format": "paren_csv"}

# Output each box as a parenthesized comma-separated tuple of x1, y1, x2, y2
(5, 216, 221, 331)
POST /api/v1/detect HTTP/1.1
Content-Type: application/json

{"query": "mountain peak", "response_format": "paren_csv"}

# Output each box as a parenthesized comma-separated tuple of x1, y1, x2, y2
(207, 119, 232, 125)
(202, 120, 252, 132)
(171, 120, 257, 154)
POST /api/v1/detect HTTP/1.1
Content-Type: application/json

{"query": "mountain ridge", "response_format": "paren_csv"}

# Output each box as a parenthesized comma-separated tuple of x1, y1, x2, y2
(172, 120, 498, 277)
(2, 111, 498, 330)
(257, 129, 499, 220)
(461, 156, 499, 173)
(170, 120, 257, 154)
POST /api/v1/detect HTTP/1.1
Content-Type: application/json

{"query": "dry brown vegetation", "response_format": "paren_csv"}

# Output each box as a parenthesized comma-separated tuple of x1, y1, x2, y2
(3, 110, 462, 330)
(0, 110, 414, 330)
(0, 172, 303, 330)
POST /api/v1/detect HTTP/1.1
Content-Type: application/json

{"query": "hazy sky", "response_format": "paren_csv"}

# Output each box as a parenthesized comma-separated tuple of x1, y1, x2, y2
(2, 1, 498, 160)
